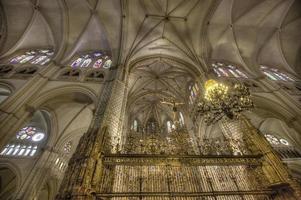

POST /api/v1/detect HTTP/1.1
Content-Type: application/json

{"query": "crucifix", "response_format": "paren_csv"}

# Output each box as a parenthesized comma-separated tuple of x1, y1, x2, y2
(161, 98, 184, 126)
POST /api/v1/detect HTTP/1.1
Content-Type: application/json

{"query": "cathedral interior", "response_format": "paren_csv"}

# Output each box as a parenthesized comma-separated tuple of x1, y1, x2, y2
(0, 0, 301, 199)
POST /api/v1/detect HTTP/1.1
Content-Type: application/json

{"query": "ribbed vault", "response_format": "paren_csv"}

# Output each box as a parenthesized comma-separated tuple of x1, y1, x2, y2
(127, 57, 197, 126)
(0, 0, 300, 77)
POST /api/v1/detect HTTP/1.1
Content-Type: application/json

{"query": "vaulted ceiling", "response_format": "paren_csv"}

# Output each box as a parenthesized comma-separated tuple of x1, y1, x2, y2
(127, 57, 196, 125)
(1, 0, 300, 74)
(0, 0, 300, 126)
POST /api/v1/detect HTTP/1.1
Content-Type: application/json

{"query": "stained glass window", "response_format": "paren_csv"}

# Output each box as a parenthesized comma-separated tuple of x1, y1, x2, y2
(260, 66, 296, 82)
(133, 120, 138, 132)
(64, 141, 72, 153)
(16, 126, 45, 142)
(70, 51, 112, 69)
(1, 144, 38, 157)
(211, 62, 248, 78)
(9, 49, 54, 65)
(71, 58, 83, 68)
(167, 121, 172, 133)
(93, 59, 103, 68)
(55, 157, 67, 171)
(264, 134, 289, 146)
(103, 59, 112, 69)
(179, 112, 185, 126)
(0, 111, 48, 157)
(81, 58, 92, 68)
(0, 126, 45, 157)
(188, 83, 199, 104)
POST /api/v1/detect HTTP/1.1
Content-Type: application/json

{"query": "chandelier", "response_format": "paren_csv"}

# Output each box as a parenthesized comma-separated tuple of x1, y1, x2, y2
(197, 79, 253, 124)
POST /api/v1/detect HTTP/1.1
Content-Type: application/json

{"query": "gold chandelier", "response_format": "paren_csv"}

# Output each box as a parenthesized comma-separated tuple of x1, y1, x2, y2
(197, 79, 253, 124)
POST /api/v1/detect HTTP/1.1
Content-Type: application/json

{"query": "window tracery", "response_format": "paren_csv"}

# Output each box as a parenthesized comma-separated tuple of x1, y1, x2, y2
(166, 121, 172, 133)
(211, 62, 248, 79)
(264, 134, 301, 159)
(55, 157, 67, 171)
(9, 49, 53, 66)
(179, 112, 185, 126)
(0, 111, 49, 157)
(188, 82, 199, 104)
(264, 134, 289, 146)
(131, 119, 138, 132)
(260, 66, 296, 82)
(1, 126, 45, 157)
(70, 51, 112, 69)
(64, 141, 72, 154)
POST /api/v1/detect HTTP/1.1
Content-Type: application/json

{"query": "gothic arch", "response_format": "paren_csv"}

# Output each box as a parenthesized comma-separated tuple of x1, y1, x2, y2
(128, 54, 203, 78)
(0, 162, 22, 200)
(251, 94, 298, 121)
(29, 85, 97, 109)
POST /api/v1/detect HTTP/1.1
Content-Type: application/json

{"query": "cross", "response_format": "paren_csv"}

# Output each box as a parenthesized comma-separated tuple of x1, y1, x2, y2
(160, 98, 184, 123)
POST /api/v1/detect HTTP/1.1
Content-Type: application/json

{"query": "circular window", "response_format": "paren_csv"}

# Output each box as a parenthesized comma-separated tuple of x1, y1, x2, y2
(31, 132, 45, 142)
(279, 138, 289, 146)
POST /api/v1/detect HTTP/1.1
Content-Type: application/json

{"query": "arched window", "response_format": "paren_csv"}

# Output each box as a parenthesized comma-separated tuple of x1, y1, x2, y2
(211, 62, 248, 78)
(179, 112, 185, 126)
(9, 49, 53, 65)
(70, 51, 112, 69)
(64, 141, 72, 154)
(167, 121, 172, 133)
(0, 110, 49, 157)
(260, 66, 296, 82)
(133, 119, 138, 132)
(188, 83, 199, 104)
(264, 134, 289, 146)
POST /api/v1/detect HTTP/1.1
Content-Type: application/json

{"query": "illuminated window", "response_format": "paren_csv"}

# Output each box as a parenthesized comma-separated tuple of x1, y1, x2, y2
(64, 141, 72, 153)
(179, 112, 185, 126)
(133, 120, 138, 132)
(0, 111, 49, 157)
(260, 66, 296, 82)
(70, 51, 112, 69)
(264, 134, 289, 146)
(188, 83, 199, 104)
(167, 121, 172, 133)
(10, 49, 53, 65)
(212, 62, 248, 78)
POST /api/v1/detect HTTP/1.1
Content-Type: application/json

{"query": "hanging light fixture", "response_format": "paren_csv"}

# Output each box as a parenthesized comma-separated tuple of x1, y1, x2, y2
(197, 79, 254, 124)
